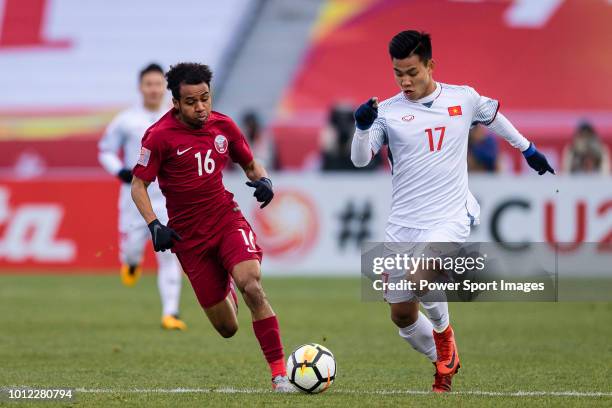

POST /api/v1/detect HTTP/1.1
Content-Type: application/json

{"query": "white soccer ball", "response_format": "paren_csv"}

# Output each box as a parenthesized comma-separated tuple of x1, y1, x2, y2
(286, 343, 336, 393)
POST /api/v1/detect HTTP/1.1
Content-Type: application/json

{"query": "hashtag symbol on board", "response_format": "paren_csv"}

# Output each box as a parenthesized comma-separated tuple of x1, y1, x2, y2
(337, 201, 372, 250)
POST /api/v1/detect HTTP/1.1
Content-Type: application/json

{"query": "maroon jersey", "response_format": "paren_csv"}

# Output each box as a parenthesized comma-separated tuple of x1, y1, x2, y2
(133, 109, 253, 253)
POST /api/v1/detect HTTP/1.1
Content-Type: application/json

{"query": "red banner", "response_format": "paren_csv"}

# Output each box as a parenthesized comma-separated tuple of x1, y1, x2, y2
(0, 178, 155, 273)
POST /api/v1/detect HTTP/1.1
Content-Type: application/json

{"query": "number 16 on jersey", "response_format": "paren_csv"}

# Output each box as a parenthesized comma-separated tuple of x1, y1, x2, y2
(195, 150, 215, 175)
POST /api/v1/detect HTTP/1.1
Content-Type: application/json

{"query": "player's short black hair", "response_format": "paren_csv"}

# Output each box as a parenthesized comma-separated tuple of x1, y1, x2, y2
(165, 62, 213, 99)
(389, 30, 432, 62)
(139, 63, 164, 80)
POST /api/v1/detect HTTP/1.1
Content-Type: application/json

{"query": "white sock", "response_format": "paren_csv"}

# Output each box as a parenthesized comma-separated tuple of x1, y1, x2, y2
(420, 301, 449, 333)
(155, 251, 182, 317)
(398, 311, 437, 362)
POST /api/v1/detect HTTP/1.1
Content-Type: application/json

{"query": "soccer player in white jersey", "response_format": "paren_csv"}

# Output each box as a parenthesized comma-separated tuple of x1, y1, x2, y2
(98, 63, 186, 330)
(351, 31, 554, 392)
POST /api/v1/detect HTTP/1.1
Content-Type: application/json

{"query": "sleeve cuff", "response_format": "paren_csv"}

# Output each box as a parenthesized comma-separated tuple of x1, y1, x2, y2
(522, 142, 536, 157)
(132, 168, 156, 183)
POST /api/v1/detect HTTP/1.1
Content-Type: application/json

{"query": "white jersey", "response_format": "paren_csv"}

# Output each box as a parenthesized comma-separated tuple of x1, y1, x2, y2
(370, 82, 500, 229)
(98, 105, 168, 231)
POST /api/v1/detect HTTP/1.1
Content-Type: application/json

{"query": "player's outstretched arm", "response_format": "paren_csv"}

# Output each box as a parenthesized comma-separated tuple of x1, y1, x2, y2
(351, 98, 379, 167)
(486, 112, 555, 175)
(242, 160, 274, 209)
(131, 176, 181, 251)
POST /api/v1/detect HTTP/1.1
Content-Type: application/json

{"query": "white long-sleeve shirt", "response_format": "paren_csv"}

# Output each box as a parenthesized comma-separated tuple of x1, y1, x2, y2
(98, 105, 169, 230)
(351, 82, 530, 228)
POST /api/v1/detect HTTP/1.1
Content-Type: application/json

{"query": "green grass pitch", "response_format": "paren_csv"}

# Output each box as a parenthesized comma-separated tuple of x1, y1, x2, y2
(1, 274, 611, 407)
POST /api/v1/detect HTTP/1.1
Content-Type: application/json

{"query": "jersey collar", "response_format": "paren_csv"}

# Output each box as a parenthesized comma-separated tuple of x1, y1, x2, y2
(403, 81, 441, 106)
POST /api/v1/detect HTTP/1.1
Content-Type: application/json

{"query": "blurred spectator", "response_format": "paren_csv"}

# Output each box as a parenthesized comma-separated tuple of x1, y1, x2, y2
(468, 125, 500, 173)
(320, 104, 380, 171)
(562, 122, 610, 174)
(241, 111, 279, 171)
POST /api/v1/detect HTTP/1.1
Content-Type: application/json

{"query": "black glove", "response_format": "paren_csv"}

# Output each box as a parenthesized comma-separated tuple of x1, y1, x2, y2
(354, 98, 378, 130)
(246, 177, 274, 208)
(117, 168, 133, 183)
(522, 143, 555, 175)
(147, 219, 182, 252)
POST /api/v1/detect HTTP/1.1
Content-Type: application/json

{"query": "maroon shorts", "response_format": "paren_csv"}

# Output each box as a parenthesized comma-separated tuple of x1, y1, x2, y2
(175, 217, 262, 309)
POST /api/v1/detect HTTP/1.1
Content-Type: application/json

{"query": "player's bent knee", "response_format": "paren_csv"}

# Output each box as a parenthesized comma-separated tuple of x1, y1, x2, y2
(391, 314, 416, 328)
(213, 320, 238, 339)
(204, 297, 239, 338)
(390, 303, 419, 328)
(215, 321, 238, 338)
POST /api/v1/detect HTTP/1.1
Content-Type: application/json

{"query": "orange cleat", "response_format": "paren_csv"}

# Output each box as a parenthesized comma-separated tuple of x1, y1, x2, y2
(120, 264, 141, 287)
(433, 325, 460, 376)
(432, 365, 454, 393)
(161, 315, 187, 331)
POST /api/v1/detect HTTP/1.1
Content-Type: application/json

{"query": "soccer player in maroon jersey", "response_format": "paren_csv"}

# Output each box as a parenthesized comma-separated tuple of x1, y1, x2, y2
(130, 62, 294, 392)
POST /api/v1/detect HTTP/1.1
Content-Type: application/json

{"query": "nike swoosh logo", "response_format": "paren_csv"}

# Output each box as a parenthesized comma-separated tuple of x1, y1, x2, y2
(445, 351, 456, 369)
(177, 147, 193, 155)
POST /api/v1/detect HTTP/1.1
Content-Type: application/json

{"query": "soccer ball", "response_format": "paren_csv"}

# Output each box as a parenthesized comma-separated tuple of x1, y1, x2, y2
(286, 343, 336, 393)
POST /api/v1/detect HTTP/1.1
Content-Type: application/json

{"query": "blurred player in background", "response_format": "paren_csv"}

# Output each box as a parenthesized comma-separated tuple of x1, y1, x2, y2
(240, 111, 279, 170)
(98, 63, 186, 331)
(351, 31, 554, 392)
(131, 63, 294, 392)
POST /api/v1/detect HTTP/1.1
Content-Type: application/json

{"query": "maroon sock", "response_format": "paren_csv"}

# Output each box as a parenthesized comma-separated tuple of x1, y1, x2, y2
(252, 315, 286, 377)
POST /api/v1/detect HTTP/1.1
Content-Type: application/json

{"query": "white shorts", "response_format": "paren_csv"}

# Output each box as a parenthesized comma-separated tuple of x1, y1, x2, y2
(382, 221, 470, 304)
(118, 184, 168, 265)
(118, 184, 168, 233)
(119, 223, 149, 265)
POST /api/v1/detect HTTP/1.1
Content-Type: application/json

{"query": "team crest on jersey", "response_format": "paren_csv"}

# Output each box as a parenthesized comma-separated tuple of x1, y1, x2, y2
(401, 115, 415, 122)
(214, 135, 228, 154)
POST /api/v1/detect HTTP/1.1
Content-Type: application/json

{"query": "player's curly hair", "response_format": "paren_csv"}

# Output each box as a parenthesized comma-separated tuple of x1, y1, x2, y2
(165, 62, 213, 99)
(389, 31, 432, 62)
